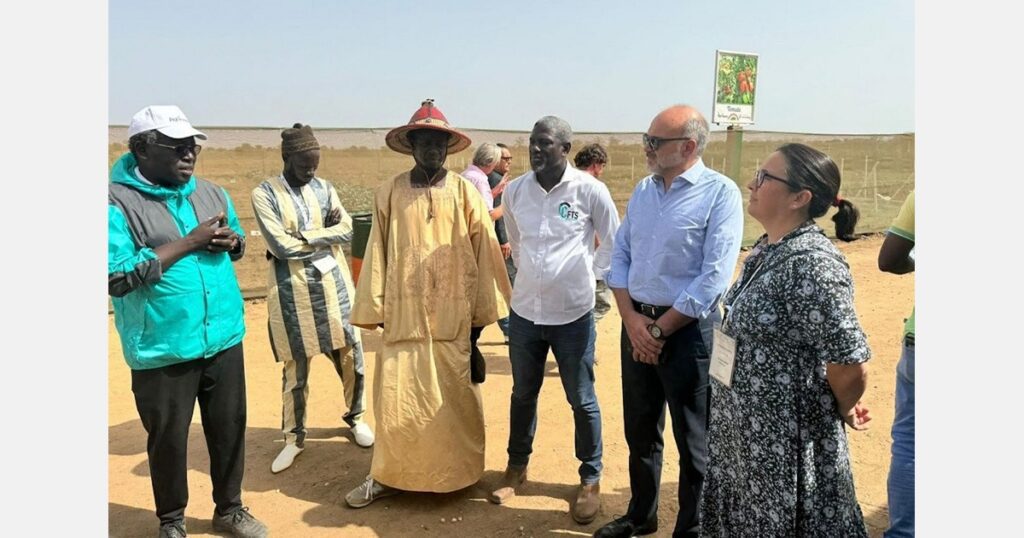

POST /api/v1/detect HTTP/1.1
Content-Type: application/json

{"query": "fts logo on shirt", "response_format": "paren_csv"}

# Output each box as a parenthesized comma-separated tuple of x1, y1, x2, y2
(558, 202, 579, 221)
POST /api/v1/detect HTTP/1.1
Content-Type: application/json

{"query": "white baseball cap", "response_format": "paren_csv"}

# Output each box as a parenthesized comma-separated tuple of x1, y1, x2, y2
(127, 105, 208, 140)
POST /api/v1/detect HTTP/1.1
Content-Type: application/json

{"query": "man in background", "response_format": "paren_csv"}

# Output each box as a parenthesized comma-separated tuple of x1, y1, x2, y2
(461, 142, 505, 222)
(488, 143, 515, 343)
(574, 143, 614, 325)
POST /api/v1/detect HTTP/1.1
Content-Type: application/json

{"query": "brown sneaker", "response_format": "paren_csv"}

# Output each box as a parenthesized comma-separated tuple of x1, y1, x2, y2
(488, 464, 528, 504)
(571, 481, 601, 524)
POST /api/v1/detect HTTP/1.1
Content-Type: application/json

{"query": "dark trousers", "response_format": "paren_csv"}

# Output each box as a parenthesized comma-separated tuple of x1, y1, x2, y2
(620, 318, 711, 538)
(131, 343, 247, 525)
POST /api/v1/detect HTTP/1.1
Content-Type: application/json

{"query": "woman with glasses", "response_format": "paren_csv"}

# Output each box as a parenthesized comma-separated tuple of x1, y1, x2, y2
(700, 143, 871, 537)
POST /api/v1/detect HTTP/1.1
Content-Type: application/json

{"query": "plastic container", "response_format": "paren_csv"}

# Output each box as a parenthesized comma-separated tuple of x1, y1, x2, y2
(350, 212, 373, 284)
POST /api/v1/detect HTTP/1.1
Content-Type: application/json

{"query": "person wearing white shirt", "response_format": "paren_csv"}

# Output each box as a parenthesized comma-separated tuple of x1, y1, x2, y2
(487, 116, 620, 526)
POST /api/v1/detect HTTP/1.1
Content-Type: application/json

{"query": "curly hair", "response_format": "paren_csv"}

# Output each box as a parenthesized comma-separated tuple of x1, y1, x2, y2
(573, 143, 608, 169)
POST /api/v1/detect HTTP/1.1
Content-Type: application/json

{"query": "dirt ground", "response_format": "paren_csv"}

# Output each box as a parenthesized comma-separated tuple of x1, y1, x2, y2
(108, 234, 913, 537)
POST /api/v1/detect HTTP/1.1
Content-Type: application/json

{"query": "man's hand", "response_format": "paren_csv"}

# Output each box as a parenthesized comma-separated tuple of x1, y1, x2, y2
(500, 243, 512, 259)
(186, 213, 227, 252)
(206, 226, 239, 253)
(843, 401, 872, 431)
(623, 310, 664, 364)
(491, 172, 510, 198)
(325, 207, 342, 227)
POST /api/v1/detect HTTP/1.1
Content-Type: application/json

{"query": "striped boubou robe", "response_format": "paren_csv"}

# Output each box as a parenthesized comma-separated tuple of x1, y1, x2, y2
(252, 175, 366, 446)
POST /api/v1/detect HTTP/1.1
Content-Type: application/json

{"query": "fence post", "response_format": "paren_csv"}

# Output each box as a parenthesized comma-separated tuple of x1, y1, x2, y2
(863, 155, 870, 196)
(873, 162, 880, 211)
(725, 125, 743, 182)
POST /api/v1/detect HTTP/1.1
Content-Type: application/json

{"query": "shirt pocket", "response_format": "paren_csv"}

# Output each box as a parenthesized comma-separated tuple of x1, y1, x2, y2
(652, 208, 705, 272)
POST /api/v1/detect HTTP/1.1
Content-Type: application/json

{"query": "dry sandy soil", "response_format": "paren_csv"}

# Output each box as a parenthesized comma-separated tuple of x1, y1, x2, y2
(109, 234, 913, 537)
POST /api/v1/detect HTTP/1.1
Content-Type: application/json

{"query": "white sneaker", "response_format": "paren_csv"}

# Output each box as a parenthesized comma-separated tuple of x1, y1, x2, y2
(351, 422, 375, 448)
(271, 443, 304, 473)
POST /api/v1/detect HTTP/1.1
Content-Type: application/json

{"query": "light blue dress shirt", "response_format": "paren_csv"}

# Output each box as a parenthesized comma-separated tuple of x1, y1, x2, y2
(606, 159, 744, 319)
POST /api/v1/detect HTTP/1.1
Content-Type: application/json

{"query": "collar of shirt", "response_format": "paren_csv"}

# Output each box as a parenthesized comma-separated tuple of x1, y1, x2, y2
(462, 164, 486, 179)
(527, 162, 584, 193)
(278, 174, 313, 229)
(133, 167, 155, 186)
(653, 158, 707, 188)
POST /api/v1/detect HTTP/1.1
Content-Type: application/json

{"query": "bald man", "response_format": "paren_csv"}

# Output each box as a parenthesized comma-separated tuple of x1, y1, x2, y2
(596, 105, 743, 538)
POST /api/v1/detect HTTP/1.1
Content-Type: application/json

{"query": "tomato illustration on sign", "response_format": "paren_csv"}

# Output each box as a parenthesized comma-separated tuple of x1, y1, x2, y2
(716, 54, 758, 106)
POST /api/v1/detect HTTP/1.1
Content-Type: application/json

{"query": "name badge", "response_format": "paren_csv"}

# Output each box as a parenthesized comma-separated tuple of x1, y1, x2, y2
(710, 325, 737, 388)
(311, 254, 339, 275)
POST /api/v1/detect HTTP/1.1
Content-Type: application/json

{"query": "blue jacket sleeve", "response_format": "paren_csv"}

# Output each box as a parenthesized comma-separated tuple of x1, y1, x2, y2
(108, 204, 162, 297)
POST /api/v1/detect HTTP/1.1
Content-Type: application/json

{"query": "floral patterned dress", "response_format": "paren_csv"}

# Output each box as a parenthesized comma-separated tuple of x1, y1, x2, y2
(700, 223, 870, 537)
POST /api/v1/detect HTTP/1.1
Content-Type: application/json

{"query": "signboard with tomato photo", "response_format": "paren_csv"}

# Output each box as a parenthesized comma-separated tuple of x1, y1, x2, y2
(712, 50, 758, 125)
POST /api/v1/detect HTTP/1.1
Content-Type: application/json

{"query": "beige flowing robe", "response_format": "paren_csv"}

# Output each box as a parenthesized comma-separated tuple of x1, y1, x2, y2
(351, 169, 512, 492)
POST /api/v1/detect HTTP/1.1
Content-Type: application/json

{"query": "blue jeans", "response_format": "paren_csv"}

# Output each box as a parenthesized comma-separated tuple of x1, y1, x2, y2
(884, 337, 915, 538)
(497, 256, 518, 336)
(506, 309, 602, 484)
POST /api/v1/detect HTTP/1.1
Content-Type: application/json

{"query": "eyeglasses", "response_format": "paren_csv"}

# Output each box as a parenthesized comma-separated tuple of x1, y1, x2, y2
(754, 168, 803, 190)
(500, 156, 512, 161)
(642, 134, 691, 151)
(150, 142, 202, 158)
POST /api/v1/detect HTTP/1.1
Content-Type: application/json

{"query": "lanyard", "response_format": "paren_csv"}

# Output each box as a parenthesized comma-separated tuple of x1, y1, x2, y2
(722, 254, 768, 333)
(722, 245, 846, 333)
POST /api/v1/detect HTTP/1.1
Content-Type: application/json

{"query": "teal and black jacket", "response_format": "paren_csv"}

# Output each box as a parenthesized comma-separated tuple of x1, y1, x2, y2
(108, 152, 246, 370)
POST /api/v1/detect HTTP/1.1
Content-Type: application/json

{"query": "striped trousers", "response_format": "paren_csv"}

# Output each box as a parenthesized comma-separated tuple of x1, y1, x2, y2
(281, 343, 366, 447)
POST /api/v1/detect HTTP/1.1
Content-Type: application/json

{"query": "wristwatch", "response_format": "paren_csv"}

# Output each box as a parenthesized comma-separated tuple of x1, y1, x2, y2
(647, 322, 665, 340)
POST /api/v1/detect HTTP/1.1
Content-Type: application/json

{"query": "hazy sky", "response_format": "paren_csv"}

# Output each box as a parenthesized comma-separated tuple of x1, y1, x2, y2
(109, 0, 914, 134)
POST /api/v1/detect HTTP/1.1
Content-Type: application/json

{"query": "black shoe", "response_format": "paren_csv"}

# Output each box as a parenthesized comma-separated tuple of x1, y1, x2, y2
(593, 514, 658, 538)
(211, 506, 268, 538)
(158, 521, 187, 538)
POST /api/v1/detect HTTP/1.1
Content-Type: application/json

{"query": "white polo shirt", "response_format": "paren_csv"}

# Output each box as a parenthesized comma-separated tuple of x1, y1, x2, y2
(502, 165, 620, 325)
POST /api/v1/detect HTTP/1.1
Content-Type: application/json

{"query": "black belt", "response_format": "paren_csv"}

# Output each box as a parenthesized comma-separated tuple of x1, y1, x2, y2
(632, 300, 671, 319)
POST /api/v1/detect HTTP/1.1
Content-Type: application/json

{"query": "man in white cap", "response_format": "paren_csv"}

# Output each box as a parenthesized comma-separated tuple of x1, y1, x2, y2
(345, 99, 512, 508)
(108, 105, 267, 538)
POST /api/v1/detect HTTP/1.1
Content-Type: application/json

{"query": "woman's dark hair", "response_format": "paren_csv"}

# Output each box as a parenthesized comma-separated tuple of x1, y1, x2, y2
(776, 143, 860, 241)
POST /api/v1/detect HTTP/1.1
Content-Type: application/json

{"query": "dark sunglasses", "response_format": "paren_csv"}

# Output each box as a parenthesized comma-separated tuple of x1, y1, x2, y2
(642, 134, 691, 151)
(754, 168, 803, 190)
(150, 142, 202, 158)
